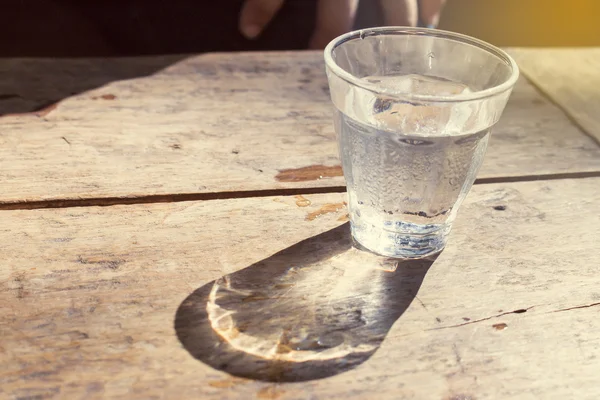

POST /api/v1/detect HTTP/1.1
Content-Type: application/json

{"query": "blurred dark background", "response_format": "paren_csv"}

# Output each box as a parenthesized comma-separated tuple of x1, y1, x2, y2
(0, 0, 599, 58)
(0, 0, 317, 57)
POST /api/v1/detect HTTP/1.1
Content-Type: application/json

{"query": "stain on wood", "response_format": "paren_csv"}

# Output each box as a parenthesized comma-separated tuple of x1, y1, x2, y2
(294, 195, 311, 207)
(305, 202, 345, 221)
(337, 213, 349, 222)
(208, 378, 247, 389)
(257, 386, 285, 399)
(92, 94, 117, 100)
(493, 323, 508, 330)
(276, 165, 343, 182)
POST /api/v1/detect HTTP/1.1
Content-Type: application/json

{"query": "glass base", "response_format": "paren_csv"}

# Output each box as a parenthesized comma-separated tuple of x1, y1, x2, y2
(351, 220, 449, 259)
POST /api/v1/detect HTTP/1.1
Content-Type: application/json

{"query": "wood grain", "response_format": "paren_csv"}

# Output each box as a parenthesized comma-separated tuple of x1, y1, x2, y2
(509, 48, 600, 143)
(1, 178, 600, 399)
(1, 51, 599, 205)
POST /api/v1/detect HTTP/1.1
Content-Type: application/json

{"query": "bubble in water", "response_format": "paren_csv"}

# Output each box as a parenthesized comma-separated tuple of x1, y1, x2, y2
(373, 98, 393, 114)
(398, 138, 433, 146)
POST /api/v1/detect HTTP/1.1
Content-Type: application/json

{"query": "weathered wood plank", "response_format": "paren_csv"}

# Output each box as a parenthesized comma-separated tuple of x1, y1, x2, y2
(509, 48, 600, 143)
(1, 52, 599, 204)
(1, 178, 599, 399)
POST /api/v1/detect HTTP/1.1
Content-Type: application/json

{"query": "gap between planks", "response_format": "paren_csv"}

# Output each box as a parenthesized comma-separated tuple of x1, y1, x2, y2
(1, 171, 600, 211)
(518, 70, 600, 148)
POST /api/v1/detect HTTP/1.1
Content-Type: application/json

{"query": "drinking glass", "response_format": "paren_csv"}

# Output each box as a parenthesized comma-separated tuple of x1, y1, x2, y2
(324, 27, 519, 258)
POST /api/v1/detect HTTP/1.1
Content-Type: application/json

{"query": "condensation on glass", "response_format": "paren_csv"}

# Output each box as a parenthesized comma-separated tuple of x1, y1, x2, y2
(325, 27, 519, 258)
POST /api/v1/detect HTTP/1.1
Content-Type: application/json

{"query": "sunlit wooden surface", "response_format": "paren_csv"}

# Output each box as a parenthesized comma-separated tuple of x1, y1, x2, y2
(1, 49, 600, 399)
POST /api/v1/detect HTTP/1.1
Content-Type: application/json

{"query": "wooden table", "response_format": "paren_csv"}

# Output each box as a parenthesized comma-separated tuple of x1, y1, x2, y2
(1, 49, 599, 399)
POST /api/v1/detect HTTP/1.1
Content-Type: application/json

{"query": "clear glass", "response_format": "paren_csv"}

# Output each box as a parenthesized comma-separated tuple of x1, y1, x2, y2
(324, 27, 519, 258)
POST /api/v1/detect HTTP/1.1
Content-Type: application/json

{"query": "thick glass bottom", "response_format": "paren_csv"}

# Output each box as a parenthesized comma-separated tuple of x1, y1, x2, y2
(351, 219, 449, 259)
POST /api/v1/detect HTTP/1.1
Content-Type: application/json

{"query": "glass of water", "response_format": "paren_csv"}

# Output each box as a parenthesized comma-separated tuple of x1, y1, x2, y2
(324, 27, 519, 258)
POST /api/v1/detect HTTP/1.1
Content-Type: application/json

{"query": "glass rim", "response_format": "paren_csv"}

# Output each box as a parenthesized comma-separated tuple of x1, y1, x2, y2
(324, 27, 520, 103)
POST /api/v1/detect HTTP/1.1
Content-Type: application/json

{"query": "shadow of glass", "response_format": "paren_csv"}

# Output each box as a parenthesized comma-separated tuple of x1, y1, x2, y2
(175, 223, 438, 382)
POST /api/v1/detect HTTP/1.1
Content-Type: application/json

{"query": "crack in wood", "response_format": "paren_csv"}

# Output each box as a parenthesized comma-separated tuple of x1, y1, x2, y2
(516, 64, 600, 148)
(428, 306, 535, 331)
(549, 301, 600, 313)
